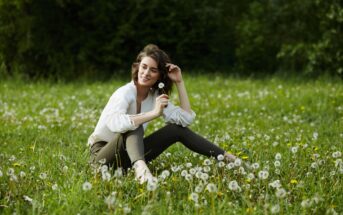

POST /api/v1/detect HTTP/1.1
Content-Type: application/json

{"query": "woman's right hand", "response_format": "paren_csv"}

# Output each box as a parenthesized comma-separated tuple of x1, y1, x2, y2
(153, 94, 169, 116)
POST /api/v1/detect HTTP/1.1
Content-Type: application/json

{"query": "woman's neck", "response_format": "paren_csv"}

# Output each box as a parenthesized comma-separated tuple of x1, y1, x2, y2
(136, 84, 150, 101)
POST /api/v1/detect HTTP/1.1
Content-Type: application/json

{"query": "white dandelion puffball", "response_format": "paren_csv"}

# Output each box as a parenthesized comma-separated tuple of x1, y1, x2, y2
(234, 158, 242, 167)
(228, 180, 240, 191)
(275, 188, 287, 198)
(189, 192, 199, 202)
(217, 154, 224, 161)
(206, 183, 218, 193)
(332, 151, 341, 158)
(82, 181, 92, 191)
(158, 82, 165, 89)
(258, 170, 269, 180)
(275, 153, 282, 160)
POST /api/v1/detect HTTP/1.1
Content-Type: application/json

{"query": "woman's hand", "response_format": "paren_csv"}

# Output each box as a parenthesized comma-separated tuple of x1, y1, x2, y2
(166, 63, 183, 83)
(153, 94, 169, 116)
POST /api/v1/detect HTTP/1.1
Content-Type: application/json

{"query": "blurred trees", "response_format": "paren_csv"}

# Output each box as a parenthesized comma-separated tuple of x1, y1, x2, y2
(0, 0, 341, 79)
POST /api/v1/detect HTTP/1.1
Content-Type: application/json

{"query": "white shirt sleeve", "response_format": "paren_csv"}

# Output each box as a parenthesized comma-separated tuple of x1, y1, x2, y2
(103, 93, 138, 133)
(163, 102, 196, 127)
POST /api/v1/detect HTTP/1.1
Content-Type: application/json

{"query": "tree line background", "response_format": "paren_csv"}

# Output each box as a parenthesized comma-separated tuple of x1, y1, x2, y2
(0, 0, 342, 80)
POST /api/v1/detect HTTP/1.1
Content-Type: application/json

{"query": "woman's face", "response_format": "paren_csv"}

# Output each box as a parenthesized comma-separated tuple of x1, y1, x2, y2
(137, 56, 160, 88)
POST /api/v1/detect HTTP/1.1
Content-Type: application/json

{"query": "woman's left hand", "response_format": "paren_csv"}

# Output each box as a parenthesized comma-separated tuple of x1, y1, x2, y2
(166, 63, 183, 83)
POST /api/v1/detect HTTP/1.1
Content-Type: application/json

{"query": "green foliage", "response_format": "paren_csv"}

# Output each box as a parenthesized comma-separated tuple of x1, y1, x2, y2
(236, 0, 343, 76)
(0, 0, 342, 79)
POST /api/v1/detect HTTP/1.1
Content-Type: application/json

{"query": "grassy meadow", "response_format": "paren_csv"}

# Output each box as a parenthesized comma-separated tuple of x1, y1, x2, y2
(0, 74, 342, 214)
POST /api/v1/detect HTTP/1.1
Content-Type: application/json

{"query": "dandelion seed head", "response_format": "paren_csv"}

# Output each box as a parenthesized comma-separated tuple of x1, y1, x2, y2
(275, 153, 282, 160)
(203, 159, 212, 166)
(228, 180, 240, 191)
(251, 162, 260, 170)
(82, 181, 92, 191)
(332, 151, 341, 158)
(158, 82, 165, 89)
(189, 192, 199, 202)
(206, 183, 217, 193)
(270, 204, 280, 214)
(274, 160, 281, 167)
(275, 188, 287, 198)
(217, 154, 224, 161)
(39, 172, 47, 180)
(218, 161, 225, 168)
(52, 183, 58, 191)
(226, 162, 235, 170)
(258, 170, 269, 180)
(234, 158, 242, 167)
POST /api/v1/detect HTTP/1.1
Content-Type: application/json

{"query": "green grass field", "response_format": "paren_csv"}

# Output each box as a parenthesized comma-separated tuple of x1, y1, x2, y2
(0, 75, 342, 214)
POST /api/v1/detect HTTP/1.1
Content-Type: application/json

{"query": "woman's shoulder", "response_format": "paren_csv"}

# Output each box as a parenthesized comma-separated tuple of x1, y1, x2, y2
(111, 81, 136, 101)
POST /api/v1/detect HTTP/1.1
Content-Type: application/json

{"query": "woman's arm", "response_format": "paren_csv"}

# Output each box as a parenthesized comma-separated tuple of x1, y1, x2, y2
(129, 94, 169, 126)
(166, 63, 192, 114)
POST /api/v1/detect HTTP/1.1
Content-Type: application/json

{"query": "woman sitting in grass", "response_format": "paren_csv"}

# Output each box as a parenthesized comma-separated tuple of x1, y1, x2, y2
(88, 44, 236, 184)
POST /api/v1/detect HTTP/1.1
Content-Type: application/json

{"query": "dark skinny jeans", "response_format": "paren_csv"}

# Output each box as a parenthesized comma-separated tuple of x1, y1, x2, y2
(90, 124, 225, 169)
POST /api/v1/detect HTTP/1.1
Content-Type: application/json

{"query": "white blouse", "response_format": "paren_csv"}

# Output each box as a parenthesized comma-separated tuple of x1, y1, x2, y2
(88, 81, 196, 146)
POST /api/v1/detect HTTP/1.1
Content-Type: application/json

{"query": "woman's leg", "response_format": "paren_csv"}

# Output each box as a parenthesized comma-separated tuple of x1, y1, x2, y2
(124, 126, 155, 183)
(143, 124, 227, 163)
(91, 133, 131, 169)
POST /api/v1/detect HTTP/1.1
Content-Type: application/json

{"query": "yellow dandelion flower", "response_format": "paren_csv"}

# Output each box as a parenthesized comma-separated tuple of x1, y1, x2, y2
(242, 155, 249, 160)
(290, 179, 298, 184)
(13, 162, 21, 167)
(246, 207, 254, 213)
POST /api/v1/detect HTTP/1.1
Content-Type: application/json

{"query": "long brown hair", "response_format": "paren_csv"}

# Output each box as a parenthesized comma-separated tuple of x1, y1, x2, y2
(131, 44, 173, 95)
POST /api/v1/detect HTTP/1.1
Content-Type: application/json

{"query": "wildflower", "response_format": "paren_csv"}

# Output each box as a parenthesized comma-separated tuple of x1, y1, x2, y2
(123, 205, 131, 214)
(234, 158, 242, 167)
(104, 193, 116, 207)
(270, 204, 280, 214)
(39, 172, 47, 180)
(206, 183, 218, 193)
(335, 159, 342, 168)
(19, 171, 26, 178)
(269, 180, 282, 189)
(195, 184, 204, 193)
(275, 188, 287, 198)
(275, 168, 281, 175)
(171, 166, 179, 172)
(186, 162, 192, 168)
(251, 162, 260, 170)
(102, 171, 111, 181)
(217, 154, 224, 161)
(189, 192, 199, 203)
(291, 146, 298, 154)
(185, 174, 193, 181)
(203, 166, 211, 172)
(181, 170, 188, 177)
(274, 161, 281, 167)
(52, 183, 58, 191)
(217, 161, 225, 168)
(290, 179, 298, 184)
(7, 168, 14, 176)
(82, 181, 92, 191)
(203, 159, 212, 166)
(226, 163, 235, 170)
(311, 162, 318, 169)
(101, 165, 108, 173)
(312, 132, 318, 140)
(161, 170, 170, 179)
(147, 180, 158, 191)
(158, 82, 165, 89)
(301, 199, 312, 208)
(23, 195, 33, 204)
(258, 170, 269, 180)
(200, 173, 209, 181)
(275, 153, 282, 160)
(332, 151, 341, 158)
(228, 180, 241, 192)
(114, 168, 123, 178)
(62, 165, 68, 173)
(247, 173, 255, 180)
(189, 168, 196, 175)
(9, 155, 16, 161)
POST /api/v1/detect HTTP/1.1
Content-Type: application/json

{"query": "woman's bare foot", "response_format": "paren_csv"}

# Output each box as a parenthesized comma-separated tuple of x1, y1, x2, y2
(224, 152, 237, 163)
(133, 160, 155, 184)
